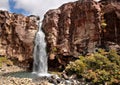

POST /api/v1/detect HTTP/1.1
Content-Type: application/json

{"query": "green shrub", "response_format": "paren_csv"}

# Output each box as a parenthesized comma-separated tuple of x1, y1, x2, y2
(0, 56, 13, 67)
(65, 58, 86, 77)
(65, 49, 120, 84)
(85, 53, 111, 70)
(107, 50, 120, 66)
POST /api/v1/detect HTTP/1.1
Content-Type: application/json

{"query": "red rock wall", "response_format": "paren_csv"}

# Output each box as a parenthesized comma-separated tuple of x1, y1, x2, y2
(0, 0, 120, 69)
(42, 1, 101, 59)
(0, 11, 38, 66)
(42, 0, 120, 67)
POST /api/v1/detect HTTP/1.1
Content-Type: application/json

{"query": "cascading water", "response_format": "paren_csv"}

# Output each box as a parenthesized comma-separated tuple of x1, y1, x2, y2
(32, 22, 49, 76)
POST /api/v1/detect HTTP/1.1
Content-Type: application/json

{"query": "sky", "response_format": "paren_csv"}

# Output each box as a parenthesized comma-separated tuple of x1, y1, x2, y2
(0, 0, 100, 19)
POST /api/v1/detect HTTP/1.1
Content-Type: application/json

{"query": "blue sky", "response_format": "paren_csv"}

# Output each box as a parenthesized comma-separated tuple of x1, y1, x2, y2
(1, 0, 78, 17)
(9, 0, 29, 15)
(0, 0, 100, 18)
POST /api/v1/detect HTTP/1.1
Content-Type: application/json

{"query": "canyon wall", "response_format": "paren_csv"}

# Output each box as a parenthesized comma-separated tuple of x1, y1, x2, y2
(0, 0, 120, 69)
(0, 11, 38, 67)
(42, 0, 120, 67)
(42, 0, 101, 66)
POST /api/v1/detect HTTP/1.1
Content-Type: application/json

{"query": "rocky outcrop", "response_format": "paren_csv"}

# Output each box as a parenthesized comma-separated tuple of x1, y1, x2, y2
(42, 0, 120, 67)
(0, 0, 120, 70)
(0, 11, 38, 67)
(42, 1, 101, 61)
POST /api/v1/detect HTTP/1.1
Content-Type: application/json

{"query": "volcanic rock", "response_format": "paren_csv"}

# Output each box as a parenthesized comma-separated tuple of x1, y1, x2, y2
(0, 11, 38, 67)
(42, 0, 120, 67)
(42, 0, 101, 60)
(0, 0, 120, 69)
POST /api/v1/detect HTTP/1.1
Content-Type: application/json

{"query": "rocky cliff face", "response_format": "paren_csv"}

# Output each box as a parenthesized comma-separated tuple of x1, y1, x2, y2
(0, 0, 120, 69)
(42, 1, 101, 63)
(0, 11, 38, 67)
(42, 0, 120, 67)
(102, 1, 120, 45)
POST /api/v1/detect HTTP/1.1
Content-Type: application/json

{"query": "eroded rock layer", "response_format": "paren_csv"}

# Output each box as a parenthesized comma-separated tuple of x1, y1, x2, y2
(0, 11, 38, 67)
(42, 0, 120, 67)
(0, 0, 120, 69)
(42, 1, 101, 59)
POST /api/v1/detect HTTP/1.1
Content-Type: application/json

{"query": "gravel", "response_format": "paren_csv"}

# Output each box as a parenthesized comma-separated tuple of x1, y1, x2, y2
(0, 64, 92, 85)
(0, 64, 53, 85)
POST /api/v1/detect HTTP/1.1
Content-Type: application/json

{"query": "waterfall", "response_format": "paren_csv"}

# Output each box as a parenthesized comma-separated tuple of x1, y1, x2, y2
(114, 21, 118, 43)
(32, 22, 49, 76)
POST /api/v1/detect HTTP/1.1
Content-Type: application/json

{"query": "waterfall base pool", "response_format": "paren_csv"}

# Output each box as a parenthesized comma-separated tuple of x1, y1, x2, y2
(32, 72, 52, 77)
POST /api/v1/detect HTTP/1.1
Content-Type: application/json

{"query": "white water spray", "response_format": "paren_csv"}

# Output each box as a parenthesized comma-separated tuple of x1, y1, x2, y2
(32, 23, 50, 76)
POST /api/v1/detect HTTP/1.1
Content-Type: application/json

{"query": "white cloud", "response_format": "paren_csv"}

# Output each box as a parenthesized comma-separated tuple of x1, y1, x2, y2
(13, 0, 77, 19)
(0, 0, 9, 10)
(13, 0, 100, 19)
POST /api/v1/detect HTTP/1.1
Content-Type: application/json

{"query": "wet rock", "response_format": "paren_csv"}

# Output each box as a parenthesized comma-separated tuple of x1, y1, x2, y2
(32, 73, 93, 85)
(62, 73, 69, 80)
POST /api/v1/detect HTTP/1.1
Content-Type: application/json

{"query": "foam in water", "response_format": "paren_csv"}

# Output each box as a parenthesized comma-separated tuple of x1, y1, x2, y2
(32, 23, 49, 76)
